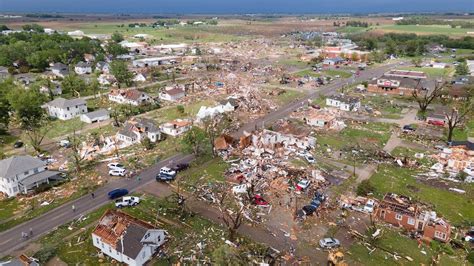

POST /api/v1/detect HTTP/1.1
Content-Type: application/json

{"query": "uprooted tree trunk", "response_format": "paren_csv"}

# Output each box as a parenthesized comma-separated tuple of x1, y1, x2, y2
(218, 192, 244, 242)
(412, 80, 445, 114)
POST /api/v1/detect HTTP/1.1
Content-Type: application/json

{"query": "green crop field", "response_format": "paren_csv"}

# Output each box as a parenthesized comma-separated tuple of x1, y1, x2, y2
(376, 24, 473, 37)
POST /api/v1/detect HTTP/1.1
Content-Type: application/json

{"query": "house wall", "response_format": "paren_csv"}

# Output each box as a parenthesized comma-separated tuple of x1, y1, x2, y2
(423, 224, 451, 243)
(376, 208, 417, 230)
(368, 84, 414, 95)
(80, 114, 110, 124)
(0, 166, 47, 197)
(47, 104, 88, 120)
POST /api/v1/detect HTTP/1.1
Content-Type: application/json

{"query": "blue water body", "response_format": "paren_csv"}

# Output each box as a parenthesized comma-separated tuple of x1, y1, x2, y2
(0, 0, 473, 14)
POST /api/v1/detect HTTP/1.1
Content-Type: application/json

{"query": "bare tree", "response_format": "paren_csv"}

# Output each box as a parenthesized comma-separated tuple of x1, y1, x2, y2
(202, 114, 233, 157)
(412, 80, 445, 114)
(218, 192, 244, 242)
(68, 130, 87, 174)
(445, 103, 473, 143)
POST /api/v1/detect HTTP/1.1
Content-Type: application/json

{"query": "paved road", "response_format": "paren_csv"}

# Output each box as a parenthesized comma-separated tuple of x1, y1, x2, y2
(0, 61, 402, 256)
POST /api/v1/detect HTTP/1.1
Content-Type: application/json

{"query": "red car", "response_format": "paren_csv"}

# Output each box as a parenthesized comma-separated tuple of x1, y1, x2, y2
(252, 195, 269, 206)
(428, 120, 445, 126)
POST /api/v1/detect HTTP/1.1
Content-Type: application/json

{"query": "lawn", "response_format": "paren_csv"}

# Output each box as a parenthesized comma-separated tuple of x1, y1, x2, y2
(337, 26, 371, 34)
(377, 25, 472, 37)
(145, 99, 216, 124)
(347, 230, 463, 265)
(34, 193, 265, 265)
(43, 117, 85, 139)
(294, 69, 321, 78)
(368, 165, 474, 226)
(450, 119, 474, 141)
(277, 58, 310, 69)
(323, 69, 352, 78)
(178, 156, 228, 188)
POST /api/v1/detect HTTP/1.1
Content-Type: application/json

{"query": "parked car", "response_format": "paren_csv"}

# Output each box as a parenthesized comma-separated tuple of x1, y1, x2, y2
(403, 125, 416, 132)
(319, 238, 341, 249)
(115, 196, 140, 208)
(364, 199, 376, 213)
(156, 173, 175, 182)
(296, 179, 311, 191)
(302, 205, 317, 215)
(428, 120, 445, 126)
(109, 169, 126, 176)
(160, 167, 176, 177)
(252, 195, 269, 206)
(59, 139, 70, 148)
(13, 141, 23, 148)
(172, 163, 189, 172)
(108, 188, 129, 199)
(108, 162, 125, 170)
(305, 154, 315, 163)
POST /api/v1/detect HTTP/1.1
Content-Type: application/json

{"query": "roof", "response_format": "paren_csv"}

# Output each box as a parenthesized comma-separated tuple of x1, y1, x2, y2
(163, 86, 185, 96)
(75, 61, 91, 68)
(379, 193, 418, 216)
(82, 109, 109, 119)
(118, 124, 138, 139)
(0, 156, 46, 180)
(450, 141, 474, 151)
(46, 97, 86, 109)
(19, 170, 61, 187)
(92, 210, 157, 259)
(111, 89, 148, 101)
(385, 70, 427, 79)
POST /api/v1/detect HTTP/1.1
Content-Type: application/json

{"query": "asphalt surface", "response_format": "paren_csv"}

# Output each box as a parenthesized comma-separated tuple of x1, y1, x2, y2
(0, 61, 403, 256)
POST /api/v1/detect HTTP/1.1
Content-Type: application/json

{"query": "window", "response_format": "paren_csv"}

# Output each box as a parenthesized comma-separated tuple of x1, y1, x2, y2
(96, 238, 99, 244)
(395, 213, 402, 221)
(435, 231, 446, 240)
(408, 218, 415, 225)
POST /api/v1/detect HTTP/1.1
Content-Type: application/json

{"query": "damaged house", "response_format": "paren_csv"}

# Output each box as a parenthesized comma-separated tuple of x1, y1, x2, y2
(108, 89, 152, 106)
(303, 108, 346, 130)
(116, 118, 161, 145)
(368, 70, 428, 95)
(375, 193, 451, 243)
(159, 119, 192, 137)
(257, 129, 316, 150)
(430, 141, 474, 180)
(326, 95, 361, 112)
(92, 210, 166, 266)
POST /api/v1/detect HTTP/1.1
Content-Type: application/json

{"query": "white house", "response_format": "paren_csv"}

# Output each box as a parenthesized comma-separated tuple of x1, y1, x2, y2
(116, 118, 161, 145)
(67, 30, 84, 37)
(258, 129, 316, 150)
(467, 60, 474, 76)
(108, 89, 151, 106)
(326, 95, 361, 112)
(0, 156, 61, 197)
(92, 210, 166, 266)
(44, 97, 88, 120)
(133, 73, 147, 83)
(74, 62, 92, 75)
(159, 86, 186, 102)
(132, 56, 178, 68)
(39, 82, 62, 96)
(80, 109, 110, 124)
(160, 119, 192, 137)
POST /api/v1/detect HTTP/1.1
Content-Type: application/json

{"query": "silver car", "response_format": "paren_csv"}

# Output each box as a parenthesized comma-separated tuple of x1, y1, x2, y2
(319, 238, 340, 249)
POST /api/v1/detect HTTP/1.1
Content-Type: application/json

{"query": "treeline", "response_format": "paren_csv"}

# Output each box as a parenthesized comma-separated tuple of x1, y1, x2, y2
(25, 14, 64, 19)
(350, 33, 474, 57)
(0, 31, 103, 72)
(345, 21, 370, 28)
(396, 17, 474, 29)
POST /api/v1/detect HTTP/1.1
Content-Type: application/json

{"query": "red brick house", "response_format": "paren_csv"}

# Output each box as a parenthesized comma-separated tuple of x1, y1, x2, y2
(375, 193, 451, 243)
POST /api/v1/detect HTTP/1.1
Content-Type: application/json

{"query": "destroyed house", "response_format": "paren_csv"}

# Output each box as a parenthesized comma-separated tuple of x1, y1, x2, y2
(375, 193, 451, 242)
(326, 95, 361, 112)
(108, 89, 151, 106)
(92, 210, 166, 266)
(257, 129, 316, 150)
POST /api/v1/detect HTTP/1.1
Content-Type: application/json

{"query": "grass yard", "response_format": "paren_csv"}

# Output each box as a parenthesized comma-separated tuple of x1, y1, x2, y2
(323, 69, 352, 78)
(368, 165, 474, 226)
(376, 24, 472, 37)
(337, 26, 372, 34)
(34, 193, 265, 265)
(294, 69, 321, 78)
(277, 58, 310, 69)
(347, 230, 464, 265)
(274, 90, 305, 105)
(43, 117, 85, 139)
(178, 156, 228, 188)
(145, 99, 216, 124)
(450, 119, 474, 141)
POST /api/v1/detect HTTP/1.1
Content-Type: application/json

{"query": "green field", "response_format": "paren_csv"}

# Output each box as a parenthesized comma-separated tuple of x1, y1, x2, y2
(368, 165, 474, 226)
(61, 23, 246, 44)
(377, 24, 473, 37)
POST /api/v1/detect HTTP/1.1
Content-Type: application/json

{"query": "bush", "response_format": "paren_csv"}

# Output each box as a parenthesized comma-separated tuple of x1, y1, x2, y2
(177, 105, 185, 114)
(356, 180, 375, 196)
(467, 251, 474, 264)
(34, 246, 58, 263)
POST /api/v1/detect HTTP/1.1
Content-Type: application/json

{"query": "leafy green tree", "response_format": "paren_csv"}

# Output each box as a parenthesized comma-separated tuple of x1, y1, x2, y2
(176, 105, 185, 114)
(0, 79, 14, 129)
(61, 74, 87, 96)
(111, 32, 124, 43)
(7, 88, 48, 153)
(22, 24, 44, 33)
(181, 127, 207, 155)
(106, 43, 128, 57)
(456, 62, 469, 76)
(110, 60, 133, 87)
(141, 137, 154, 150)
(356, 180, 375, 196)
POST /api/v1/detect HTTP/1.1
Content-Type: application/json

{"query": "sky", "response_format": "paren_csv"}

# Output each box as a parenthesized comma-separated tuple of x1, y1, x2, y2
(1, 0, 473, 14)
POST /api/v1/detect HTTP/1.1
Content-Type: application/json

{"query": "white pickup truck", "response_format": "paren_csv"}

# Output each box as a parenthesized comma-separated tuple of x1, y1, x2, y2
(115, 196, 140, 208)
